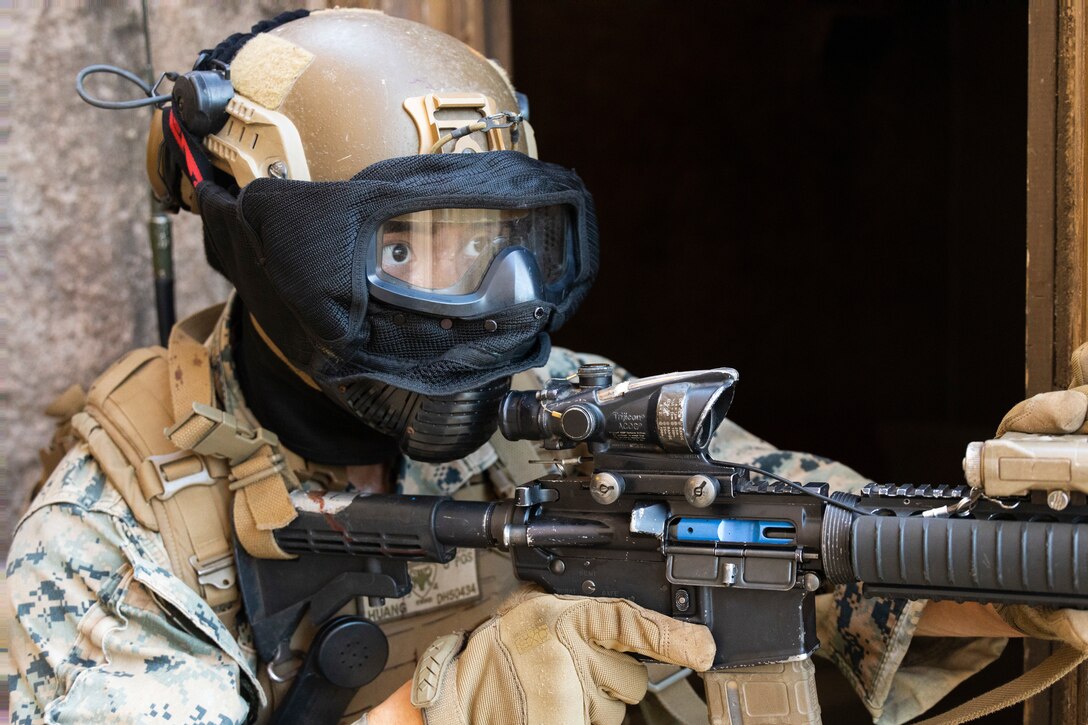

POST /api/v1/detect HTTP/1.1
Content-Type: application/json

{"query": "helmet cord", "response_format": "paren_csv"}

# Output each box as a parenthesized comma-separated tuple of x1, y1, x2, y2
(75, 64, 176, 110)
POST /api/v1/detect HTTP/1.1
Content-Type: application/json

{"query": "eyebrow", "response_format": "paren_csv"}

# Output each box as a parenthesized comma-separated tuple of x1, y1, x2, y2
(382, 220, 411, 234)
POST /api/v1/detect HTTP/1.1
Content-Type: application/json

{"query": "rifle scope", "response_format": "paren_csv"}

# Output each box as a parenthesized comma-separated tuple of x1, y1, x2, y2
(499, 365, 739, 453)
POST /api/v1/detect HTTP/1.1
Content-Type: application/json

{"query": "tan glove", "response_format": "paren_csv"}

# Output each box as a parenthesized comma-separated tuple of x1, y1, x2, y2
(410, 588, 716, 725)
(997, 342, 1088, 436)
(993, 341, 1088, 646)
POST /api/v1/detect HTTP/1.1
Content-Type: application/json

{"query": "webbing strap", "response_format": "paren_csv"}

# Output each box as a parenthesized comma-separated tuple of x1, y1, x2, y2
(167, 305, 220, 424)
(149, 481, 239, 632)
(231, 444, 298, 559)
(916, 644, 1088, 725)
(165, 307, 297, 561)
(157, 306, 251, 617)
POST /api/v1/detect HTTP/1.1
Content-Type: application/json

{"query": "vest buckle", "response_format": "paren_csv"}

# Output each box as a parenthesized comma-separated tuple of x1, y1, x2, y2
(167, 402, 280, 464)
(147, 449, 217, 499)
(190, 552, 237, 591)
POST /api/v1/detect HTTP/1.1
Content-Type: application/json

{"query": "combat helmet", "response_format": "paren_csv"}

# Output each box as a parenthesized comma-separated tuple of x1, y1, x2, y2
(149, 9, 599, 463)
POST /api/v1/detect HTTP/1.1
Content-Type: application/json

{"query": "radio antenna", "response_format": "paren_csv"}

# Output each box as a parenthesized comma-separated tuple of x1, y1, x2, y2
(142, 0, 176, 346)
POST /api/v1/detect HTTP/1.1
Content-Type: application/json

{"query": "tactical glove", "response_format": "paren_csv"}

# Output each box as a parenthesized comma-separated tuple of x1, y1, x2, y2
(994, 341, 1088, 645)
(997, 342, 1088, 436)
(410, 587, 716, 725)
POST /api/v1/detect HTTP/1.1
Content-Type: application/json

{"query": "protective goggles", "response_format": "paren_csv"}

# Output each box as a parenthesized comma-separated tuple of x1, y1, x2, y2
(192, 147, 598, 382)
(368, 205, 575, 317)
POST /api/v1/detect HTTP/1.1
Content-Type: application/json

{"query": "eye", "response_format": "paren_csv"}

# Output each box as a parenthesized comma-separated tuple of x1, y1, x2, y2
(382, 242, 411, 266)
(463, 237, 488, 258)
(464, 235, 506, 258)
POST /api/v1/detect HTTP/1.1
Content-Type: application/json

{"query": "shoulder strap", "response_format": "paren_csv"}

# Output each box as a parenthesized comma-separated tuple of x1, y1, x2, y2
(916, 645, 1088, 725)
(162, 306, 298, 561)
(65, 303, 303, 635)
(72, 303, 297, 635)
(75, 312, 242, 628)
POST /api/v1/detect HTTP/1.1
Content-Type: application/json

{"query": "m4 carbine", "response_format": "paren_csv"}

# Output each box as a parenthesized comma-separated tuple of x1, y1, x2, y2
(238, 366, 1088, 724)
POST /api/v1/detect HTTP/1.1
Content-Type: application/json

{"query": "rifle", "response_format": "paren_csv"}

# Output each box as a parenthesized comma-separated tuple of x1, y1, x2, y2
(237, 365, 1088, 724)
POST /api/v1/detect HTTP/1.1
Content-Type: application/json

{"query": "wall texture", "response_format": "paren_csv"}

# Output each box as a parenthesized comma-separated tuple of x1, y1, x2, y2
(4, 3, 287, 550)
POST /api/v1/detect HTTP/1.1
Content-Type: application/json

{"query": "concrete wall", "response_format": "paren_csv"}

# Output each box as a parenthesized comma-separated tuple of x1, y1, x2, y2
(4, 3, 294, 548)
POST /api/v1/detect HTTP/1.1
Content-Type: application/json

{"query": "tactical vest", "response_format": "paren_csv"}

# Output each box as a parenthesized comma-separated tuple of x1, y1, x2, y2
(47, 305, 282, 632)
(37, 304, 705, 723)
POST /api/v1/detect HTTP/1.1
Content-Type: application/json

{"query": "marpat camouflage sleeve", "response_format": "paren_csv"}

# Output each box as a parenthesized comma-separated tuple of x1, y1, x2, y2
(7, 444, 262, 725)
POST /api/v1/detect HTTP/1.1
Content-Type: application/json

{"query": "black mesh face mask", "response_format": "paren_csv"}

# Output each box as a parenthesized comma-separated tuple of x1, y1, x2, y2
(186, 142, 599, 461)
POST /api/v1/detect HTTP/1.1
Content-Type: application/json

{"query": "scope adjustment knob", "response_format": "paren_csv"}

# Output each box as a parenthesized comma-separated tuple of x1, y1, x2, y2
(560, 404, 599, 441)
(577, 364, 613, 389)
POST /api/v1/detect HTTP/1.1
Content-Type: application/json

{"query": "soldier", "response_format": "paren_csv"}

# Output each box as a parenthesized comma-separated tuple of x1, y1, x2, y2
(8, 9, 1088, 725)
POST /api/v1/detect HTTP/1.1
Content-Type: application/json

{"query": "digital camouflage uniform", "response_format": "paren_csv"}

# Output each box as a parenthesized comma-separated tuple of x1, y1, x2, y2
(8, 300, 1003, 724)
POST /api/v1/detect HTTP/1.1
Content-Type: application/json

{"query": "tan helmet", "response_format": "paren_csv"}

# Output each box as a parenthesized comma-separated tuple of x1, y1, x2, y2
(148, 9, 536, 203)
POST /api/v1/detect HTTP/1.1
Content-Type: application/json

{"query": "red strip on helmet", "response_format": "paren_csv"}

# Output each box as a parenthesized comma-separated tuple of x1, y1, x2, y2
(168, 109, 205, 187)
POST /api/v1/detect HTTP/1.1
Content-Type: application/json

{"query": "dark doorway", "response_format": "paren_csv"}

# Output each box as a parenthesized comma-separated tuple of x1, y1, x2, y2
(513, 1, 1026, 487)
(512, 3, 1027, 720)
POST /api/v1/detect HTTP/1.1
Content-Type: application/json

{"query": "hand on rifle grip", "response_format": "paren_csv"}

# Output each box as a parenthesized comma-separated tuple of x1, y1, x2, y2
(410, 587, 715, 724)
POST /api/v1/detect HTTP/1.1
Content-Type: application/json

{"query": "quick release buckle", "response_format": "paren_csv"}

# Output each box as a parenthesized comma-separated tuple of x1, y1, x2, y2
(166, 402, 280, 465)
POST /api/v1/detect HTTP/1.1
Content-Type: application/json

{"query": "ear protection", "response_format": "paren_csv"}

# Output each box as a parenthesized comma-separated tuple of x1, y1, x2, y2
(168, 60, 234, 137)
(167, 7, 313, 138)
(77, 9, 314, 211)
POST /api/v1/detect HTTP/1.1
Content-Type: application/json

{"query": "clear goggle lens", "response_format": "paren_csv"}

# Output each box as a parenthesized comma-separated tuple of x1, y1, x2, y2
(376, 206, 570, 294)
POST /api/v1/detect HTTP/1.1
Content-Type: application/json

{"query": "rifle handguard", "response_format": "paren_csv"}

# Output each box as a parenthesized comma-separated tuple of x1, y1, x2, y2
(848, 515, 1088, 608)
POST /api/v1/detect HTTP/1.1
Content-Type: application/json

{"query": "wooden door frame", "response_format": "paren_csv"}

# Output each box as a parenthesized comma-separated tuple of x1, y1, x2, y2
(1027, 0, 1087, 397)
(1025, 0, 1086, 723)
